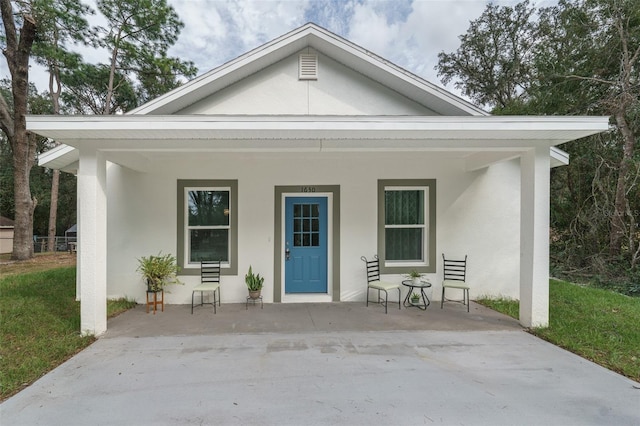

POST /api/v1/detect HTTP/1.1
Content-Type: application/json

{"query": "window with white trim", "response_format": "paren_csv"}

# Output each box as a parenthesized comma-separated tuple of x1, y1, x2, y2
(177, 180, 237, 275)
(378, 179, 436, 273)
(186, 188, 230, 264)
(385, 187, 427, 263)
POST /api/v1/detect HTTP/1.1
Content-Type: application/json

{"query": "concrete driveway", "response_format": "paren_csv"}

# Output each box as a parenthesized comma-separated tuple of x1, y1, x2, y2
(2, 302, 639, 425)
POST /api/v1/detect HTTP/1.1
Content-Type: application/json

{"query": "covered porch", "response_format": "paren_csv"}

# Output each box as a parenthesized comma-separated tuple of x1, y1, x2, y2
(31, 115, 610, 336)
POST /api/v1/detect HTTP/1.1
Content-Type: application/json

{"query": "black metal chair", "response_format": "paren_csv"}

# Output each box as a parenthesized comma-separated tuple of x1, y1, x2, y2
(361, 255, 401, 314)
(441, 254, 470, 312)
(191, 260, 221, 314)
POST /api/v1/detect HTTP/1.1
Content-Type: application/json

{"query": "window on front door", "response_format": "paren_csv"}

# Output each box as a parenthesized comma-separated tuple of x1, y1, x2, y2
(378, 179, 436, 274)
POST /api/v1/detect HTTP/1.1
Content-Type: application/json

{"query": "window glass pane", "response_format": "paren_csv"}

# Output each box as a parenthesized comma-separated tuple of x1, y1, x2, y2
(188, 190, 229, 226)
(385, 190, 424, 225)
(190, 229, 229, 262)
(385, 228, 423, 261)
(293, 203, 321, 247)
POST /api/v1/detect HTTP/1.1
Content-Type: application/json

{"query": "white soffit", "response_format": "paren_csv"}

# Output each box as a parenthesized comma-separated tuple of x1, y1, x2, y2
(37, 144, 78, 171)
(127, 23, 486, 117)
(550, 146, 570, 168)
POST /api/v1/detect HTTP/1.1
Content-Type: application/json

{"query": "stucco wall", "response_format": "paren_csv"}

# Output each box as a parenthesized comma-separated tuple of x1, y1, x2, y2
(105, 152, 521, 305)
(177, 50, 437, 116)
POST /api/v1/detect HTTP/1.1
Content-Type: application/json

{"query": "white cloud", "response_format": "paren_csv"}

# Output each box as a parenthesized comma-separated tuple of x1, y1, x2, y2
(169, 0, 309, 75)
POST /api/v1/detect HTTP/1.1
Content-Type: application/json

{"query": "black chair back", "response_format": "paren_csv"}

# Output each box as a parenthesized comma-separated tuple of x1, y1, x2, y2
(201, 260, 221, 284)
(361, 255, 381, 283)
(443, 254, 467, 282)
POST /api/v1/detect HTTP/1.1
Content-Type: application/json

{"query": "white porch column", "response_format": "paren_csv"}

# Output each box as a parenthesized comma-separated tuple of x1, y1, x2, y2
(78, 147, 107, 336)
(76, 187, 81, 301)
(520, 145, 550, 327)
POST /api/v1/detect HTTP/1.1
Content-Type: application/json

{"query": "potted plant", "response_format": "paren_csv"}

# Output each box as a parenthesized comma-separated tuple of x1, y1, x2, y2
(408, 269, 422, 284)
(245, 265, 264, 299)
(410, 292, 420, 304)
(137, 252, 182, 292)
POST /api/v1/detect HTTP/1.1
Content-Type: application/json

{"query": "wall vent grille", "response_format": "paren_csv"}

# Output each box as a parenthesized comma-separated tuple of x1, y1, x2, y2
(299, 54, 318, 80)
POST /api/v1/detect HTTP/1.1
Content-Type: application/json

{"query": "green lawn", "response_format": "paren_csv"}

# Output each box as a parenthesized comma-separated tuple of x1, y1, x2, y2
(478, 279, 640, 382)
(0, 267, 136, 401)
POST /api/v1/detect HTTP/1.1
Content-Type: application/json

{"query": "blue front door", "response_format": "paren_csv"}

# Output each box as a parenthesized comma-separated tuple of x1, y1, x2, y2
(285, 196, 328, 293)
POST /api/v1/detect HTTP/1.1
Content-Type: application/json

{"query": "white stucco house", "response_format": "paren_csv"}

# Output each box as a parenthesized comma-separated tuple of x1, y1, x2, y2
(31, 23, 608, 336)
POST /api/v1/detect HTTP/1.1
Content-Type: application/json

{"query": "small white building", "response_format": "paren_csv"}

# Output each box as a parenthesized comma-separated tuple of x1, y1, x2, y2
(0, 216, 15, 255)
(31, 24, 608, 336)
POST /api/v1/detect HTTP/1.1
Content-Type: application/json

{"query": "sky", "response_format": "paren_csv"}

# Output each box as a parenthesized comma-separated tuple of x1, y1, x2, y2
(3, 0, 558, 97)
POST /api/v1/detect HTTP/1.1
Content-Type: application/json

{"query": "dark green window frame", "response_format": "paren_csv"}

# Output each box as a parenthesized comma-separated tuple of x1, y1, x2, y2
(177, 179, 238, 275)
(377, 179, 436, 274)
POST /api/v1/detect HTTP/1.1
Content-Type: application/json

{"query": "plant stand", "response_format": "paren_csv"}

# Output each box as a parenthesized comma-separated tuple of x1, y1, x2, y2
(146, 290, 164, 314)
(401, 280, 432, 310)
(246, 295, 263, 310)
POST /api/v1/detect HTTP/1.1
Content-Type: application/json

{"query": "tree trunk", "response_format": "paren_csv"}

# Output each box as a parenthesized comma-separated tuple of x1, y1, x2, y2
(104, 31, 121, 115)
(12, 136, 37, 259)
(609, 111, 636, 256)
(1, 1, 38, 260)
(46, 169, 60, 251)
(46, 58, 62, 252)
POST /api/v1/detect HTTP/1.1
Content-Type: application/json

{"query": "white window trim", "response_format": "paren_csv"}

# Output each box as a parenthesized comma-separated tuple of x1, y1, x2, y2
(377, 179, 436, 274)
(184, 186, 231, 269)
(383, 185, 429, 267)
(177, 179, 238, 276)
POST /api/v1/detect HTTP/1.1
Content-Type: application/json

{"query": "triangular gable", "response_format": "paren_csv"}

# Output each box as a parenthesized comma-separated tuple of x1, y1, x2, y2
(128, 23, 487, 117)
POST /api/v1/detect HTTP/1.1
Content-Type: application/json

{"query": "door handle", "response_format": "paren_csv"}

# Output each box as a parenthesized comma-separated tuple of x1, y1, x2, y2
(285, 248, 291, 260)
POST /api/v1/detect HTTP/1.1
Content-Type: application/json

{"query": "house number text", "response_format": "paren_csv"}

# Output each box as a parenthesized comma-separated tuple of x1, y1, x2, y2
(301, 186, 316, 193)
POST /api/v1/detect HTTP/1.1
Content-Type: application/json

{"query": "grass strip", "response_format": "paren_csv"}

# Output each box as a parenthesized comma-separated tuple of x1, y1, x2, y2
(478, 279, 640, 382)
(0, 267, 136, 401)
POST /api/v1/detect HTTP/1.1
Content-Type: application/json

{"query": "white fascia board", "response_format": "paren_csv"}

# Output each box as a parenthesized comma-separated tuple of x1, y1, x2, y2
(127, 23, 486, 117)
(550, 146, 570, 168)
(38, 144, 78, 169)
(27, 115, 610, 142)
(465, 147, 570, 171)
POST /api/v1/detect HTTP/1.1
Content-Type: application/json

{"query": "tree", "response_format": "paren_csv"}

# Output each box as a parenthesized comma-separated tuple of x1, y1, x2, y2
(437, 0, 640, 291)
(1, 0, 38, 260)
(0, 79, 76, 246)
(436, 0, 538, 112)
(31, 0, 93, 251)
(95, 0, 196, 114)
(61, 62, 137, 114)
(535, 0, 639, 263)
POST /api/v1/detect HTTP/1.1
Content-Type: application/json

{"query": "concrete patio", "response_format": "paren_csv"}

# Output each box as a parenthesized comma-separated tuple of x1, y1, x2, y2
(108, 299, 523, 337)
(2, 302, 639, 425)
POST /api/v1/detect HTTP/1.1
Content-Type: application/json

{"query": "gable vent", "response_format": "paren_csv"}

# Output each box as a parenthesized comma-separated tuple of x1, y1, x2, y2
(299, 54, 318, 80)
